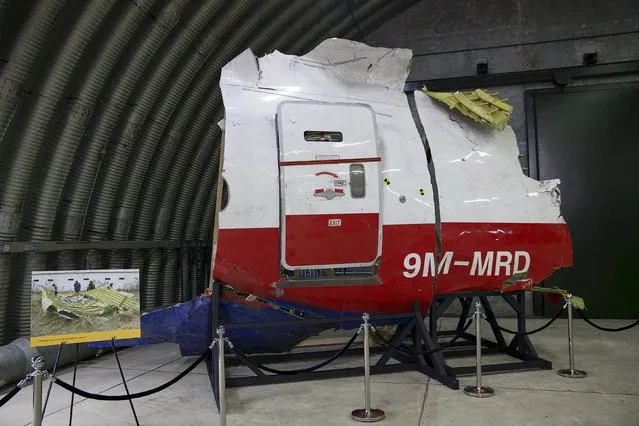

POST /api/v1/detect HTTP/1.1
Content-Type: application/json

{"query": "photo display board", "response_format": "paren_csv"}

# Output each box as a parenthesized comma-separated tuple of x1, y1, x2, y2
(30, 269, 141, 347)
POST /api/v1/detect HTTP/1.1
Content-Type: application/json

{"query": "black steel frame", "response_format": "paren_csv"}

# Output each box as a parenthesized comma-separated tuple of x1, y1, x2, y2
(1, 239, 201, 253)
(403, 60, 639, 92)
(206, 283, 551, 411)
(428, 291, 551, 378)
(205, 282, 452, 409)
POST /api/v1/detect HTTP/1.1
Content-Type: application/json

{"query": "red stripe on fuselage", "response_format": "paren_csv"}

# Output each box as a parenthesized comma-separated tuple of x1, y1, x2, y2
(315, 171, 339, 178)
(279, 157, 382, 167)
(213, 223, 572, 314)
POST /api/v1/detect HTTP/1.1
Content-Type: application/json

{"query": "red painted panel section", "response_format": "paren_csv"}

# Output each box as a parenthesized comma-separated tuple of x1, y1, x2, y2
(213, 222, 572, 314)
(213, 224, 434, 314)
(435, 222, 572, 294)
(285, 213, 379, 267)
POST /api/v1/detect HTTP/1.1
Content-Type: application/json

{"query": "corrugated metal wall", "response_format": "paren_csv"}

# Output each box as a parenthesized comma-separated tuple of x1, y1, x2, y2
(0, 0, 418, 344)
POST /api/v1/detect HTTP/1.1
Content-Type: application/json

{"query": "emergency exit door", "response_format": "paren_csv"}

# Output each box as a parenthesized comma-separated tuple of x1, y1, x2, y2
(277, 101, 382, 273)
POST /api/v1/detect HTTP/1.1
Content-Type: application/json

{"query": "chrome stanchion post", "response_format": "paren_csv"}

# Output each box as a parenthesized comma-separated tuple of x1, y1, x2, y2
(464, 301, 495, 398)
(217, 326, 227, 426)
(558, 294, 587, 379)
(351, 313, 385, 422)
(31, 356, 45, 426)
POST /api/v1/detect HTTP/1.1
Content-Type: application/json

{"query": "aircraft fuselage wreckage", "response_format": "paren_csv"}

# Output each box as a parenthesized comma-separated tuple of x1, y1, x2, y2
(98, 39, 572, 356)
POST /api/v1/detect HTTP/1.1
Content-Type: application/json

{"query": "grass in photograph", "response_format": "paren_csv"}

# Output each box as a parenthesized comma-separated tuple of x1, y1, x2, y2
(30, 291, 141, 337)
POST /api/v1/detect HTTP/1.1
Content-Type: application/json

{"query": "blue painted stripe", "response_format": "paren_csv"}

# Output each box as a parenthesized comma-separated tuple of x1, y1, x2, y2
(89, 295, 411, 355)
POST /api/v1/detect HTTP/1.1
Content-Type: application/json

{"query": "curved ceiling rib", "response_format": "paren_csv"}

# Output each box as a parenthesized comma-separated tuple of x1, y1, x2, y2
(0, 0, 416, 344)
(54, 0, 160, 244)
(135, 1, 290, 307)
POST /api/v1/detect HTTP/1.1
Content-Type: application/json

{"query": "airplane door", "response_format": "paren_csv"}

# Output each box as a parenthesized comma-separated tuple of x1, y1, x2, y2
(277, 101, 382, 275)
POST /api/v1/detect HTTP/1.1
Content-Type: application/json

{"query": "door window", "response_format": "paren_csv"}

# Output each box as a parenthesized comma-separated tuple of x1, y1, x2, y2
(349, 164, 366, 198)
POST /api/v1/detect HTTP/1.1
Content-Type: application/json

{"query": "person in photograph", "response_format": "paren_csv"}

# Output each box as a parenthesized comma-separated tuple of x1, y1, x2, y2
(52, 283, 58, 296)
(74, 280, 81, 293)
(88, 280, 95, 290)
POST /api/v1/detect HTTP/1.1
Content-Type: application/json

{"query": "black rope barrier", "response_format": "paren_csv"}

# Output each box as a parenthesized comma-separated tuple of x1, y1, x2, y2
(227, 330, 360, 375)
(371, 318, 474, 358)
(0, 385, 21, 408)
(53, 347, 211, 401)
(575, 309, 639, 332)
(483, 305, 566, 336)
(368, 333, 415, 359)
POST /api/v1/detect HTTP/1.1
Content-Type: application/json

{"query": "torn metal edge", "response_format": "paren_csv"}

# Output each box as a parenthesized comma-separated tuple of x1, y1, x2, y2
(405, 91, 443, 293)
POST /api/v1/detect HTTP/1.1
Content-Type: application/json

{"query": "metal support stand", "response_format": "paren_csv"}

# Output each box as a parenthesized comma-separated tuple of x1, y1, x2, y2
(41, 342, 64, 422)
(111, 340, 140, 425)
(217, 326, 227, 426)
(208, 288, 548, 404)
(428, 291, 551, 379)
(68, 343, 79, 425)
(351, 313, 385, 422)
(208, 289, 459, 392)
(31, 357, 45, 426)
(557, 294, 588, 379)
(463, 302, 495, 398)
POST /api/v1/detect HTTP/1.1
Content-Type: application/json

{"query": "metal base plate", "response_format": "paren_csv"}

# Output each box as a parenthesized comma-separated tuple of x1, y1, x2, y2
(557, 369, 588, 379)
(463, 385, 495, 398)
(351, 408, 386, 422)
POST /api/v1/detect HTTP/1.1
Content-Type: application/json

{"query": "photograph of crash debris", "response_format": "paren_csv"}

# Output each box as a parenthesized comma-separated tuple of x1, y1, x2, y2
(29, 269, 141, 347)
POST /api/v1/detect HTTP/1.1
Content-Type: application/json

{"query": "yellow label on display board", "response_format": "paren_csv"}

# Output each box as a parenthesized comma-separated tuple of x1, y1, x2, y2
(30, 329, 141, 347)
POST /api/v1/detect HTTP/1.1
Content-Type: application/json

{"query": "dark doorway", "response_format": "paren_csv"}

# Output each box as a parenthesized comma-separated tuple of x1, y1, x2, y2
(527, 83, 639, 319)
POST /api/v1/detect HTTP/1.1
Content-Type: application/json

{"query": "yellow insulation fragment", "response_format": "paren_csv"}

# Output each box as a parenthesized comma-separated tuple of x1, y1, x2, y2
(531, 286, 586, 311)
(421, 87, 513, 131)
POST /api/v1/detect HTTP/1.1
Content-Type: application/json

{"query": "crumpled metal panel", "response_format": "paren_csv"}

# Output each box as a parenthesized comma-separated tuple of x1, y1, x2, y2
(41, 287, 136, 318)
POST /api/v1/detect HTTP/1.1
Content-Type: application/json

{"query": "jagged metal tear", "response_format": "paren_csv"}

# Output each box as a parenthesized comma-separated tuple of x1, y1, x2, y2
(405, 91, 443, 293)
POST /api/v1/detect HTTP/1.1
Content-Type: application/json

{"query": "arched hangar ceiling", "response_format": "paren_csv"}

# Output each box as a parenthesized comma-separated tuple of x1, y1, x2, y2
(0, 0, 418, 343)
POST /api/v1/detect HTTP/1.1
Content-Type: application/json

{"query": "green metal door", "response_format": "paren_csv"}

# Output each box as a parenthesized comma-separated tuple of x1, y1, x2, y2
(528, 84, 639, 319)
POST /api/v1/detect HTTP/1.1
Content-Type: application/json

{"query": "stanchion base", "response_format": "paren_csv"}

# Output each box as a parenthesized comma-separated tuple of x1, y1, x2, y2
(557, 369, 588, 379)
(351, 408, 386, 422)
(463, 386, 495, 398)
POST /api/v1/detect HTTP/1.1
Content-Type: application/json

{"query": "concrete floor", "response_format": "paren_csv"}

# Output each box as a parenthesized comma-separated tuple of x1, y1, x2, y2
(1, 317, 638, 425)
